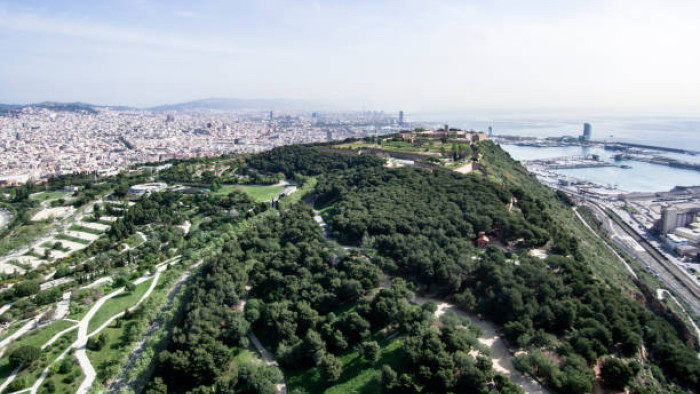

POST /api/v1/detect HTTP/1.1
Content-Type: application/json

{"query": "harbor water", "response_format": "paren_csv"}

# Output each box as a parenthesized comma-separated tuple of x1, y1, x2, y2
(500, 145, 699, 193)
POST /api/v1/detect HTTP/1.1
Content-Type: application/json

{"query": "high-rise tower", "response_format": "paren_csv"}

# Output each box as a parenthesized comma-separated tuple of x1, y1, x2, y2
(398, 110, 404, 125)
(582, 123, 592, 141)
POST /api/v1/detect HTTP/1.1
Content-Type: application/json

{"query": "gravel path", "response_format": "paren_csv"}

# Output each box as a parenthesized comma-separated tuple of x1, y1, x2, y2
(412, 296, 550, 394)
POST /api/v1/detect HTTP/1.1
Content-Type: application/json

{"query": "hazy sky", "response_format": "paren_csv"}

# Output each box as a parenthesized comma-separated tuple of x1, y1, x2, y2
(1, 0, 699, 114)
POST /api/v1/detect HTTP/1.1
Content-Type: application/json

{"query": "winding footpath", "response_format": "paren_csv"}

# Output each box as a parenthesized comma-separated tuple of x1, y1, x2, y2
(75, 288, 125, 394)
(311, 204, 548, 393)
(412, 297, 550, 394)
(242, 285, 288, 394)
(74, 263, 168, 393)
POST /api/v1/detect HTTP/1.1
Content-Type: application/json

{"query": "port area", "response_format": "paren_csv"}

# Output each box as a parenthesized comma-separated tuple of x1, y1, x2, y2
(522, 154, 627, 170)
(495, 135, 700, 172)
(612, 153, 700, 172)
(521, 155, 700, 317)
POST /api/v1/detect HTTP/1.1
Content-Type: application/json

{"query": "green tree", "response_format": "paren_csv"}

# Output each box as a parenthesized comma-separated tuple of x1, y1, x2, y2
(14, 280, 40, 297)
(319, 353, 343, 383)
(9, 345, 40, 368)
(359, 341, 380, 362)
(600, 358, 635, 390)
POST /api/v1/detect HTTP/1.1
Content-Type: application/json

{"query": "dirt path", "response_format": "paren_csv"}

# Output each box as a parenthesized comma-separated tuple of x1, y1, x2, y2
(242, 285, 288, 394)
(412, 296, 550, 394)
(308, 199, 547, 393)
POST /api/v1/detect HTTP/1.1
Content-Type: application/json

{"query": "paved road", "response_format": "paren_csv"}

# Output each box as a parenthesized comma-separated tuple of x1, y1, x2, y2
(0, 209, 11, 230)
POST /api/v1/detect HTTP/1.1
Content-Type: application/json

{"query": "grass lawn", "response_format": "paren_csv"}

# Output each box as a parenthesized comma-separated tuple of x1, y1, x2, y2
(0, 221, 52, 256)
(68, 224, 103, 235)
(125, 233, 145, 248)
(232, 348, 259, 366)
(39, 353, 84, 394)
(214, 184, 285, 202)
(55, 234, 90, 245)
(30, 191, 70, 202)
(0, 329, 77, 391)
(87, 280, 151, 334)
(9, 320, 76, 349)
(287, 332, 406, 394)
(81, 217, 114, 226)
(41, 242, 70, 252)
(86, 319, 131, 381)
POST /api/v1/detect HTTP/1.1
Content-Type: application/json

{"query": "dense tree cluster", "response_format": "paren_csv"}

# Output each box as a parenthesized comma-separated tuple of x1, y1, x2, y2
(154, 237, 257, 391)
(109, 192, 186, 239)
(141, 142, 699, 393)
(247, 145, 383, 177)
(314, 151, 699, 391)
(315, 166, 550, 289)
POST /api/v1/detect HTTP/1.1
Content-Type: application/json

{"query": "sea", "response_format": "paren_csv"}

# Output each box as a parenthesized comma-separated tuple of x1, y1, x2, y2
(414, 114, 700, 193)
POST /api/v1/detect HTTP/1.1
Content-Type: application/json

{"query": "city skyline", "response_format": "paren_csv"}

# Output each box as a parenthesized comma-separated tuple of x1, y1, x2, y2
(1, 0, 700, 115)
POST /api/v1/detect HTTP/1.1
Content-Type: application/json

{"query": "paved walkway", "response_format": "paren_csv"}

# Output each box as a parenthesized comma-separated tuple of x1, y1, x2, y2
(75, 288, 125, 394)
(0, 312, 45, 350)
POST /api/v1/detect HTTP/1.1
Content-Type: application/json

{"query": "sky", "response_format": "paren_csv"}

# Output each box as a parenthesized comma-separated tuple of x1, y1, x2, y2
(1, 0, 700, 115)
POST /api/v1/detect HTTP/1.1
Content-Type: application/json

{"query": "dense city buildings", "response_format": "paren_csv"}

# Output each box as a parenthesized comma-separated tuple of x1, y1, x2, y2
(0, 107, 405, 183)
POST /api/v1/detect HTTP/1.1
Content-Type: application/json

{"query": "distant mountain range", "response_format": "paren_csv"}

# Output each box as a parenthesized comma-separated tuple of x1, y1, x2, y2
(0, 98, 323, 114)
(147, 98, 318, 112)
(0, 101, 132, 115)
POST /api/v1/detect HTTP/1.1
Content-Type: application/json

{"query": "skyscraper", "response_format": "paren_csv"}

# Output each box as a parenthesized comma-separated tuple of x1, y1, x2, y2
(398, 110, 404, 125)
(582, 123, 592, 141)
(487, 126, 493, 138)
(269, 111, 274, 122)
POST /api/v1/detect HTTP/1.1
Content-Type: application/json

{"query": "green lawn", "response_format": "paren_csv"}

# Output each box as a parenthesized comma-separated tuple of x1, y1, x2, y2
(87, 280, 152, 334)
(68, 224, 104, 235)
(81, 217, 114, 226)
(10, 320, 76, 349)
(30, 191, 70, 202)
(0, 221, 52, 256)
(125, 233, 145, 248)
(287, 332, 406, 394)
(55, 234, 91, 245)
(214, 184, 285, 202)
(86, 264, 188, 384)
(0, 327, 77, 391)
(41, 242, 70, 252)
(38, 353, 84, 394)
(86, 319, 130, 381)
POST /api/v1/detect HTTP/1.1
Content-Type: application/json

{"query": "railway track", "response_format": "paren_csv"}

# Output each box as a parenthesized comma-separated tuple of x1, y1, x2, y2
(604, 208, 700, 303)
